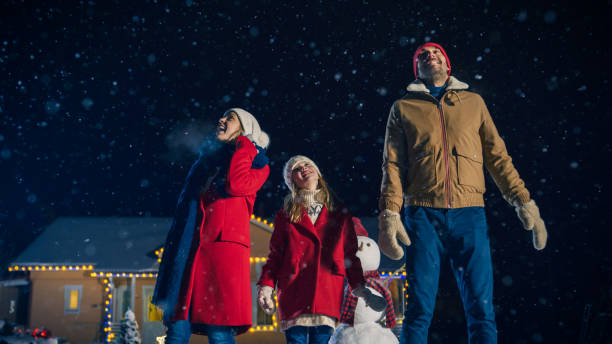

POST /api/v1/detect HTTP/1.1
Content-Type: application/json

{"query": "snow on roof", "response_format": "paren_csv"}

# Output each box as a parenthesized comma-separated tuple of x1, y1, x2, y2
(11, 217, 172, 271)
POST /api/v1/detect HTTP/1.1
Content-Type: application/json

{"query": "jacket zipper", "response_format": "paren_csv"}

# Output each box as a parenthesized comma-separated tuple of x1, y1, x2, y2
(437, 99, 452, 208)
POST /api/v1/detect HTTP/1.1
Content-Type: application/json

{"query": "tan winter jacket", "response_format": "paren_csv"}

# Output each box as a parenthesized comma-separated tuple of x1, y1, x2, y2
(379, 76, 530, 212)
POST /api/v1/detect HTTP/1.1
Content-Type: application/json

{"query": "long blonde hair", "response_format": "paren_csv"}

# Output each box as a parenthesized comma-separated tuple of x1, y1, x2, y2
(283, 176, 336, 223)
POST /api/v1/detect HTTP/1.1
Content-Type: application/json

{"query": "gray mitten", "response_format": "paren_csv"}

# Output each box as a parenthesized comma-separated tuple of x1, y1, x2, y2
(378, 209, 411, 260)
(515, 200, 548, 250)
(352, 285, 387, 312)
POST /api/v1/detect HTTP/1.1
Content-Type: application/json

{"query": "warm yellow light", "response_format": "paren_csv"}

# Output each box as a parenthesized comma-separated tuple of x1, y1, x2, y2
(249, 328, 254, 332)
(41, 266, 46, 271)
(251, 214, 255, 219)
(88, 265, 93, 270)
(68, 290, 79, 309)
(270, 223, 274, 228)
(27, 266, 32, 271)
(105, 300, 109, 305)
(149, 273, 153, 277)
(255, 257, 260, 263)
(263, 219, 268, 224)
(8, 267, 12, 272)
(103, 279, 108, 283)
(75, 266, 80, 270)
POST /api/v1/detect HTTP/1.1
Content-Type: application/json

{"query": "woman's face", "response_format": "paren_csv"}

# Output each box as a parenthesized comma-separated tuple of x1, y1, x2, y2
(216, 112, 242, 142)
(291, 161, 319, 191)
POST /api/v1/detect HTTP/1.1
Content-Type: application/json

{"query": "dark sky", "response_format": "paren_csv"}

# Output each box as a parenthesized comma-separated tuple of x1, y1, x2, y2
(1, 0, 610, 342)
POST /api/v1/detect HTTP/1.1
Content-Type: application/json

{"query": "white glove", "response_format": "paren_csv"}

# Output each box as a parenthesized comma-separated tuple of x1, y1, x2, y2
(378, 209, 411, 260)
(352, 285, 387, 312)
(257, 285, 275, 315)
(515, 200, 548, 250)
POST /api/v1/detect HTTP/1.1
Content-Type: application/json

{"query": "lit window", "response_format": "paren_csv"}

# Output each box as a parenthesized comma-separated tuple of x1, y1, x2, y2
(64, 285, 82, 314)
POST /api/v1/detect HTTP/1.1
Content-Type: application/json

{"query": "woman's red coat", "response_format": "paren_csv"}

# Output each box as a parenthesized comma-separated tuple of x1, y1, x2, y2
(258, 206, 365, 321)
(173, 136, 269, 333)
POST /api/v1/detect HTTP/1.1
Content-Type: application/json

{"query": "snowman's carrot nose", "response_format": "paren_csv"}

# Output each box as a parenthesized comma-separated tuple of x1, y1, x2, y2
(358, 242, 364, 251)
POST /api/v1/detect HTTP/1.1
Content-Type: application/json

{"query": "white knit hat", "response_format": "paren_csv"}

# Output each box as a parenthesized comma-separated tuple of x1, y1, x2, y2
(223, 108, 270, 149)
(283, 155, 322, 190)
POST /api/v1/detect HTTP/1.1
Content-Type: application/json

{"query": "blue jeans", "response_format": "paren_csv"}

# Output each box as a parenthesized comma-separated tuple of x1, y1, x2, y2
(285, 325, 334, 344)
(400, 207, 497, 344)
(165, 320, 237, 344)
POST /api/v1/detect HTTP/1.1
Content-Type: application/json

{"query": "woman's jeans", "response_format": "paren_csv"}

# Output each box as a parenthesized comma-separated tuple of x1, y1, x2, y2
(400, 206, 497, 344)
(285, 325, 334, 344)
(165, 319, 236, 344)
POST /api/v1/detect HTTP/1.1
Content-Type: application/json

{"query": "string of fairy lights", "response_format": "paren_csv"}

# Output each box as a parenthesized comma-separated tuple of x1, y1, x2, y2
(7, 215, 408, 340)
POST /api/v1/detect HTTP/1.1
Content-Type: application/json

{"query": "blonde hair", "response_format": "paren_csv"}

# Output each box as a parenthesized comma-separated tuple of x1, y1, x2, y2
(283, 175, 336, 223)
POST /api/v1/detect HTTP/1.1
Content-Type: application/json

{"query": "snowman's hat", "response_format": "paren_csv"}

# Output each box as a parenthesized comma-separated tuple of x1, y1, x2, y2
(352, 217, 369, 237)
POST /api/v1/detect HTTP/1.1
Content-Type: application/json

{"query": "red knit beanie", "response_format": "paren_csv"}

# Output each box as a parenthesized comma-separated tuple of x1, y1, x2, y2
(352, 217, 369, 237)
(413, 42, 451, 78)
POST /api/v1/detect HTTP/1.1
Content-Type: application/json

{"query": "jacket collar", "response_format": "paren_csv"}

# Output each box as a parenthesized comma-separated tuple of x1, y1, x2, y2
(406, 75, 469, 93)
(295, 205, 329, 241)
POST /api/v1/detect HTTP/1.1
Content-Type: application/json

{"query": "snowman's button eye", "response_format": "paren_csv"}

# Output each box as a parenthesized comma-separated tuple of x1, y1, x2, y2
(367, 243, 371, 247)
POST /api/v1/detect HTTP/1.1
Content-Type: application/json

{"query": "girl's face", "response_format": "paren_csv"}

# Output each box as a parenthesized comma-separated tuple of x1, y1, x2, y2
(216, 112, 242, 142)
(291, 161, 319, 191)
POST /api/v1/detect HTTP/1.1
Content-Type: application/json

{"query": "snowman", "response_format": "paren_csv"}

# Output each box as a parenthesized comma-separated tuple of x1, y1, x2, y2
(330, 217, 399, 344)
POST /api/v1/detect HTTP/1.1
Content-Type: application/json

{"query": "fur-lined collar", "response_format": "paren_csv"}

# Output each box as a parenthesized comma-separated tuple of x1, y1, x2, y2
(406, 76, 469, 93)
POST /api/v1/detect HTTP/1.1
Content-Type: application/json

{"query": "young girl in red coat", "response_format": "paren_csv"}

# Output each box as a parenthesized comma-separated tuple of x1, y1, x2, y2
(257, 155, 381, 344)
(153, 108, 270, 344)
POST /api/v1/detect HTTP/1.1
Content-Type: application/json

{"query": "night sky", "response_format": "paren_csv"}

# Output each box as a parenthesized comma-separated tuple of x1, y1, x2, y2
(1, 0, 610, 342)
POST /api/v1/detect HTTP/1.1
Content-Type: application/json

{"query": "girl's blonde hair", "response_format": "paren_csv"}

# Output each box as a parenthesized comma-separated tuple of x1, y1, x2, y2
(283, 175, 336, 223)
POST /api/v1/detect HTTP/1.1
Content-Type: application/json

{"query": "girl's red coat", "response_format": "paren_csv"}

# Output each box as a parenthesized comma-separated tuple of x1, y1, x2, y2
(258, 206, 365, 321)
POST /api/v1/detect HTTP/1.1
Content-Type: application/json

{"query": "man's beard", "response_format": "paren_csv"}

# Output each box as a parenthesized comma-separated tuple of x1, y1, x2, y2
(419, 65, 447, 83)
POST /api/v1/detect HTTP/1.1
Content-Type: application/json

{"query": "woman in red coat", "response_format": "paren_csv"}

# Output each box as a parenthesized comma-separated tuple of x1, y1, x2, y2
(257, 155, 379, 344)
(154, 108, 270, 344)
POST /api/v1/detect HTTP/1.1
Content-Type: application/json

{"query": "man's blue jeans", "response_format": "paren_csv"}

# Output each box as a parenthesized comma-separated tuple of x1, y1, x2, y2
(285, 325, 334, 344)
(165, 320, 237, 344)
(400, 206, 497, 344)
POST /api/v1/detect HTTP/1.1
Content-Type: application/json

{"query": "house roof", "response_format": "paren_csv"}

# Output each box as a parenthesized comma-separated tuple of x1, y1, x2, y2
(358, 217, 406, 273)
(11, 216, 401, 273)
(12, 217, 173, 272)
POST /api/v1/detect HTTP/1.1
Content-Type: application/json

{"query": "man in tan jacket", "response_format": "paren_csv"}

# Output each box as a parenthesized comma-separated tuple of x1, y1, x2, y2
(378, 42, 548, 344)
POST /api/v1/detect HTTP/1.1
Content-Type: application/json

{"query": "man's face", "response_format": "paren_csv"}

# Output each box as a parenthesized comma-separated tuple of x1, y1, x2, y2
(417, 46, 449, 79)
(216, 112, 242, 142)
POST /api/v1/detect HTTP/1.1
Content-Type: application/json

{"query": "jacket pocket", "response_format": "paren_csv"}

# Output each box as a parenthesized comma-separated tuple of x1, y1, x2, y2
(454, 148, 486, 192)
(406, 149, 437, 192)
(219, 226, 250, 247)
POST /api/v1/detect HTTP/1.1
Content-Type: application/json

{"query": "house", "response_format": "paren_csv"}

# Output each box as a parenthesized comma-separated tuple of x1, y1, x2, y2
(1, 216, 408, 343)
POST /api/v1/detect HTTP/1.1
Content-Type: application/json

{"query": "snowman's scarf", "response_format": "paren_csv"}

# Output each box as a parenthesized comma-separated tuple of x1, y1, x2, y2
(340, 271, 396, 328)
